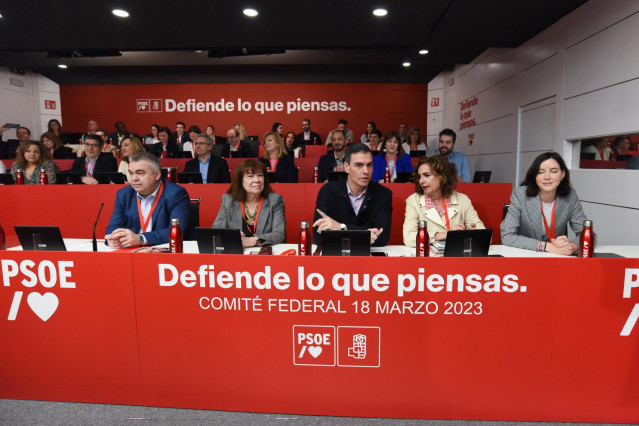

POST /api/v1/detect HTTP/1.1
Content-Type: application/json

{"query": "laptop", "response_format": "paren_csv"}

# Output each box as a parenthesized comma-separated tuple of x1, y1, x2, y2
(95, 172, 126, 184)
(327, 171, 347, 182)
(321, 230, 371, 256)
(410, 150, 426, 158)
(472, 171, 492, 183)
(177, 172, 203, 184)
(14, 226, 67, 251)
(195, 228, 243, 254)
(396, 172, 414, 183)
(0, 173, 14, 185)
(55, 171, 83, 184)
(443, 229, 492, 257)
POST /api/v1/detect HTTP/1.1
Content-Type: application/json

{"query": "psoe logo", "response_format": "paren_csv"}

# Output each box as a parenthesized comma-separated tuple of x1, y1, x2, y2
(621, 268, 639, 336)
(136, 99, 163, 113)
(2, 259, 76, 322)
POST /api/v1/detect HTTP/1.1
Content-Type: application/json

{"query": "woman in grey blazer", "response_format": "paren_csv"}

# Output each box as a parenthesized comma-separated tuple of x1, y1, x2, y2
(500, 152, 588, 255)
(213, 159, 286, 248)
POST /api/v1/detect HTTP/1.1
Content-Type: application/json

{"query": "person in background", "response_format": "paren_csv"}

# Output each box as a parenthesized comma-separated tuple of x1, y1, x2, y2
(403, 127, 427, 154)
(174, 121, 189, 145)
(105, 152, 190, 248)
(364, 129, 383, 152)
(0, 124, 31, 159)
(271, 122, 285, 139)
(205, 125, 217, 143)
(501, 152, 588, 255)
(398, 123, 408, 143)
(183, 125, 201, 158)
(109, 121, 130, 147)
(213, 159, 286, 248)
(222, 128, 249, 158)
(582, 137, 611, 161)
(438, 128, 471, 183)
(40, 132, 73, 159)
(47, 119, 70, 144)
(403, 155, 484, 246)
(325, 119, 354, 146)
(234, 122, 248, 142)
(611, 136, 631, 157)
(183, 134, 231, 183)
(118, 135, 145, 183)
(146, 124, 161, 145)
(372, 131, 413, 182)
(317, 130, 347, 182)
(360, 121, 376, 144)
(284, 131, 302, 157)
(294, 118, 321, 146)
(10, 140, 57, 184)
(259, 131, 297, 183)
(94, 129, 118, 157)
(312, 143, 391, 247)
(153, 126, 180, 158)
(70, 134, 118, 184)
(81, 120, 99, 144)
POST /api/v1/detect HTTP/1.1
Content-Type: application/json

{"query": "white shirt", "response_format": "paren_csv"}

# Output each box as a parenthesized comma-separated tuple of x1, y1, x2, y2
(136, 182, 162, 233)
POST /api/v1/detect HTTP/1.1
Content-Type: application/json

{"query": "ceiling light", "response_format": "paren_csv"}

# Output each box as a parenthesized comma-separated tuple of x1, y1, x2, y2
(402, 62, 411, 67)
(373, 8, 387, 17)
(58, 64, 68, 69)
(195, 50, 202, 53)
(243, 8, 258, 17)
(112, 9, 129, 18)
(0, 13, 3, 18)
(419, 49, 429, 55)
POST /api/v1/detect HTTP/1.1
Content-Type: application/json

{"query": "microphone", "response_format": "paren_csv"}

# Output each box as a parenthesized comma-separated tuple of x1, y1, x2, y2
(92, 203, 105, 252)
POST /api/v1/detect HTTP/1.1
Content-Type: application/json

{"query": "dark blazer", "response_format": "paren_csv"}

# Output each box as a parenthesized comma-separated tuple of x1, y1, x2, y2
(152, 141, 180, 158)
(372, 153, 414, 182)
(0, 135, 20, 159)
(183, 156, 231, 183)
(259, 155, 297, 183)
(295, 131, 322, 146)
(212, 192, 286, 245)
(312, 180, 392, 247)
(173, 132, 191, 145)
(69, 153, 118, 176)
(500, 185, 588, 250)
(51, 146, 74, 159)
(316, 152, 343, 182)
(221, 141, 250, 158)
(105, 179, 190, 246)
(108, 132, 140, 148)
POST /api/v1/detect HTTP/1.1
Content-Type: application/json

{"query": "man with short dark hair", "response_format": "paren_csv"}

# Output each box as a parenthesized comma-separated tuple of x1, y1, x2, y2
(364, 129, 383, 151)
(105, 151, 190, 248)
(173, 121, 190, 145)
(183, 134, 231, 183)
(317, 130, 347, 182)
(312, 143, 392, 247)
(222, 128, 249, 158)
(325, 119, 354, 145)
(109, 121, 129, 147)
(438, 128, 471, 183)
(398, 123, 408, 143)
(294, 118, 322, 146)
(0, 124, 31, 159)
(69, 134, 118, 184)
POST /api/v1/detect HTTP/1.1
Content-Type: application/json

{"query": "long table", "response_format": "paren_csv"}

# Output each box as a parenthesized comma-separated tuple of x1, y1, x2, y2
(1, 245, 638, 422)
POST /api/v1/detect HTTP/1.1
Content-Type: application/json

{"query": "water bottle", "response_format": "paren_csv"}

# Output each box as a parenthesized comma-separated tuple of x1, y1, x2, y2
(39, 167, 48, 185)
(384, 167, 390, 183)
(169, 218, 183, 253)
(578, 220, 594, 258)
(416, 221, 428, 257)
(16, 168, 24, 185)
(162, 150, 168, 159)
(298, 221, 311, 256)
(313, 167, 319, 183)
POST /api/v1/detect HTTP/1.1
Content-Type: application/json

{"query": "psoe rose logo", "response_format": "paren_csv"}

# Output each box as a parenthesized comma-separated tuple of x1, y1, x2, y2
(136, 99, 150, 113)
(2, 259, 75, 322)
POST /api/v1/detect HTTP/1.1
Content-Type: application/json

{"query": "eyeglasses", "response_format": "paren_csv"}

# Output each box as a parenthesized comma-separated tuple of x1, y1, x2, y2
(84, 143, 100, 148)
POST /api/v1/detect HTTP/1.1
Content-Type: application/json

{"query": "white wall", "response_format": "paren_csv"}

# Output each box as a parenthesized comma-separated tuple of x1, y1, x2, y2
(430, 0, 639, 245)
(0, 67, 61, 139)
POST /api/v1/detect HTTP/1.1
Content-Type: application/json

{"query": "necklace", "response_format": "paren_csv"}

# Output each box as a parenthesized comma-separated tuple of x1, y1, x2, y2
(244, 203, 259, 225)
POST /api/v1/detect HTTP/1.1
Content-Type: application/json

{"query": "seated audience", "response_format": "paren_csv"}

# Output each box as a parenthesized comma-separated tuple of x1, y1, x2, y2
(47, 119, 71, 145)
(611, 136, 630, 158)
(500, 152, 588, 255)
(184, 125, 202, 157)
(259, 132, 297, 183)
(0, 124, 31, 159)
(372, 131, 413, 182)
(402, 127, 427, 154)
(80, 120, 99, 144)
(109, 121, 130, 147)
(152, 126, 180, 158)
(295, 118, 321, 146)
(10, 140, 57, 184)
(284, 131, 302, 157)
(234, 122, 249, 143)
(205, 125, 217, 143)
(222, 128, 249, 158)
(212, 159, 285, 248)
(183, 134, 231, 183)
(313, 143, 391, 247)
(118, 135, 146, 183)
(364, 129, 382, 152)
(359, 121, 376, 144)
(317, 130, 347, 182)
(272, 122, 285, 139)
(105, 152, 189, 248)
(94, 129, 118, 157)
(438, 128, 471, 183)
(174, 121, 190, 145)
(69, 134, 118, 184)
(582, 137, 612, 160)
(145, 124, 161, 145)
(403, 155, 484, 246)
(398, 122, 408, 143)
(325, 119, 354, 146)
(40, 131, 73, 159)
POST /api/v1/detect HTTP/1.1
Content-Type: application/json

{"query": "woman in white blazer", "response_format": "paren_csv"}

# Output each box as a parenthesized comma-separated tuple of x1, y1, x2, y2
(403, 155, 485, 246)
(500, 152, 588, 255)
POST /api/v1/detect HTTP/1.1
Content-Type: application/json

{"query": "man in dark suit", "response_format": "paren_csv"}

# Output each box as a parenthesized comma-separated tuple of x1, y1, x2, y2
(316, 129, 347, 182)
(312, 143, 392, 247)
(105, 151, 190, 247)
(183, 134, 231, 183)
(69, 134, 118, 184)
(294, 118, 322, 146)
(0, 124, 31, 159)
(173, 121, 190, 146)
(108, 121, 127, 147)
(222, 128, 249, 158)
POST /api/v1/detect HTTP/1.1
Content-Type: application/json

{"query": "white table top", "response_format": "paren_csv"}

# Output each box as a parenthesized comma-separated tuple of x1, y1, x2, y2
(7, 239, 639, 258)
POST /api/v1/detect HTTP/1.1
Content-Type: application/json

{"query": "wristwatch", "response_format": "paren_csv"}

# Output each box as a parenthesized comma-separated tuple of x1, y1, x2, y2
(340, 223, 347, 231)
(138, 234, 144, 245)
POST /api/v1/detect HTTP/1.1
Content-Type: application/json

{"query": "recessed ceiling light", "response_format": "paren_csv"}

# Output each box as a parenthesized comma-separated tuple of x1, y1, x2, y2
(195, 50, 202, 53)
(0, 13, 3, 18)
(419, 49, 429, 55)
(112, 9, 129, 18)
(58, 64, 68, 69)
(373, 8, 387, 17)
(402, 62, 411, 67)
(243, 8, 258, 17)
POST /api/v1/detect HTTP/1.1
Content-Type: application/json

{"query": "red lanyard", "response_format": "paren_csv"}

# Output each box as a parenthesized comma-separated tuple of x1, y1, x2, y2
(241, 198, 264, 236)
(541, 199, 556, 240)
(269, 159, 278, 172)
(386, 154, 397, 176)
(597, 147, 605, 159)
(441, 200, 451, 230)
(85, 158, 97, 177)
(137, 182, 164, 233)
